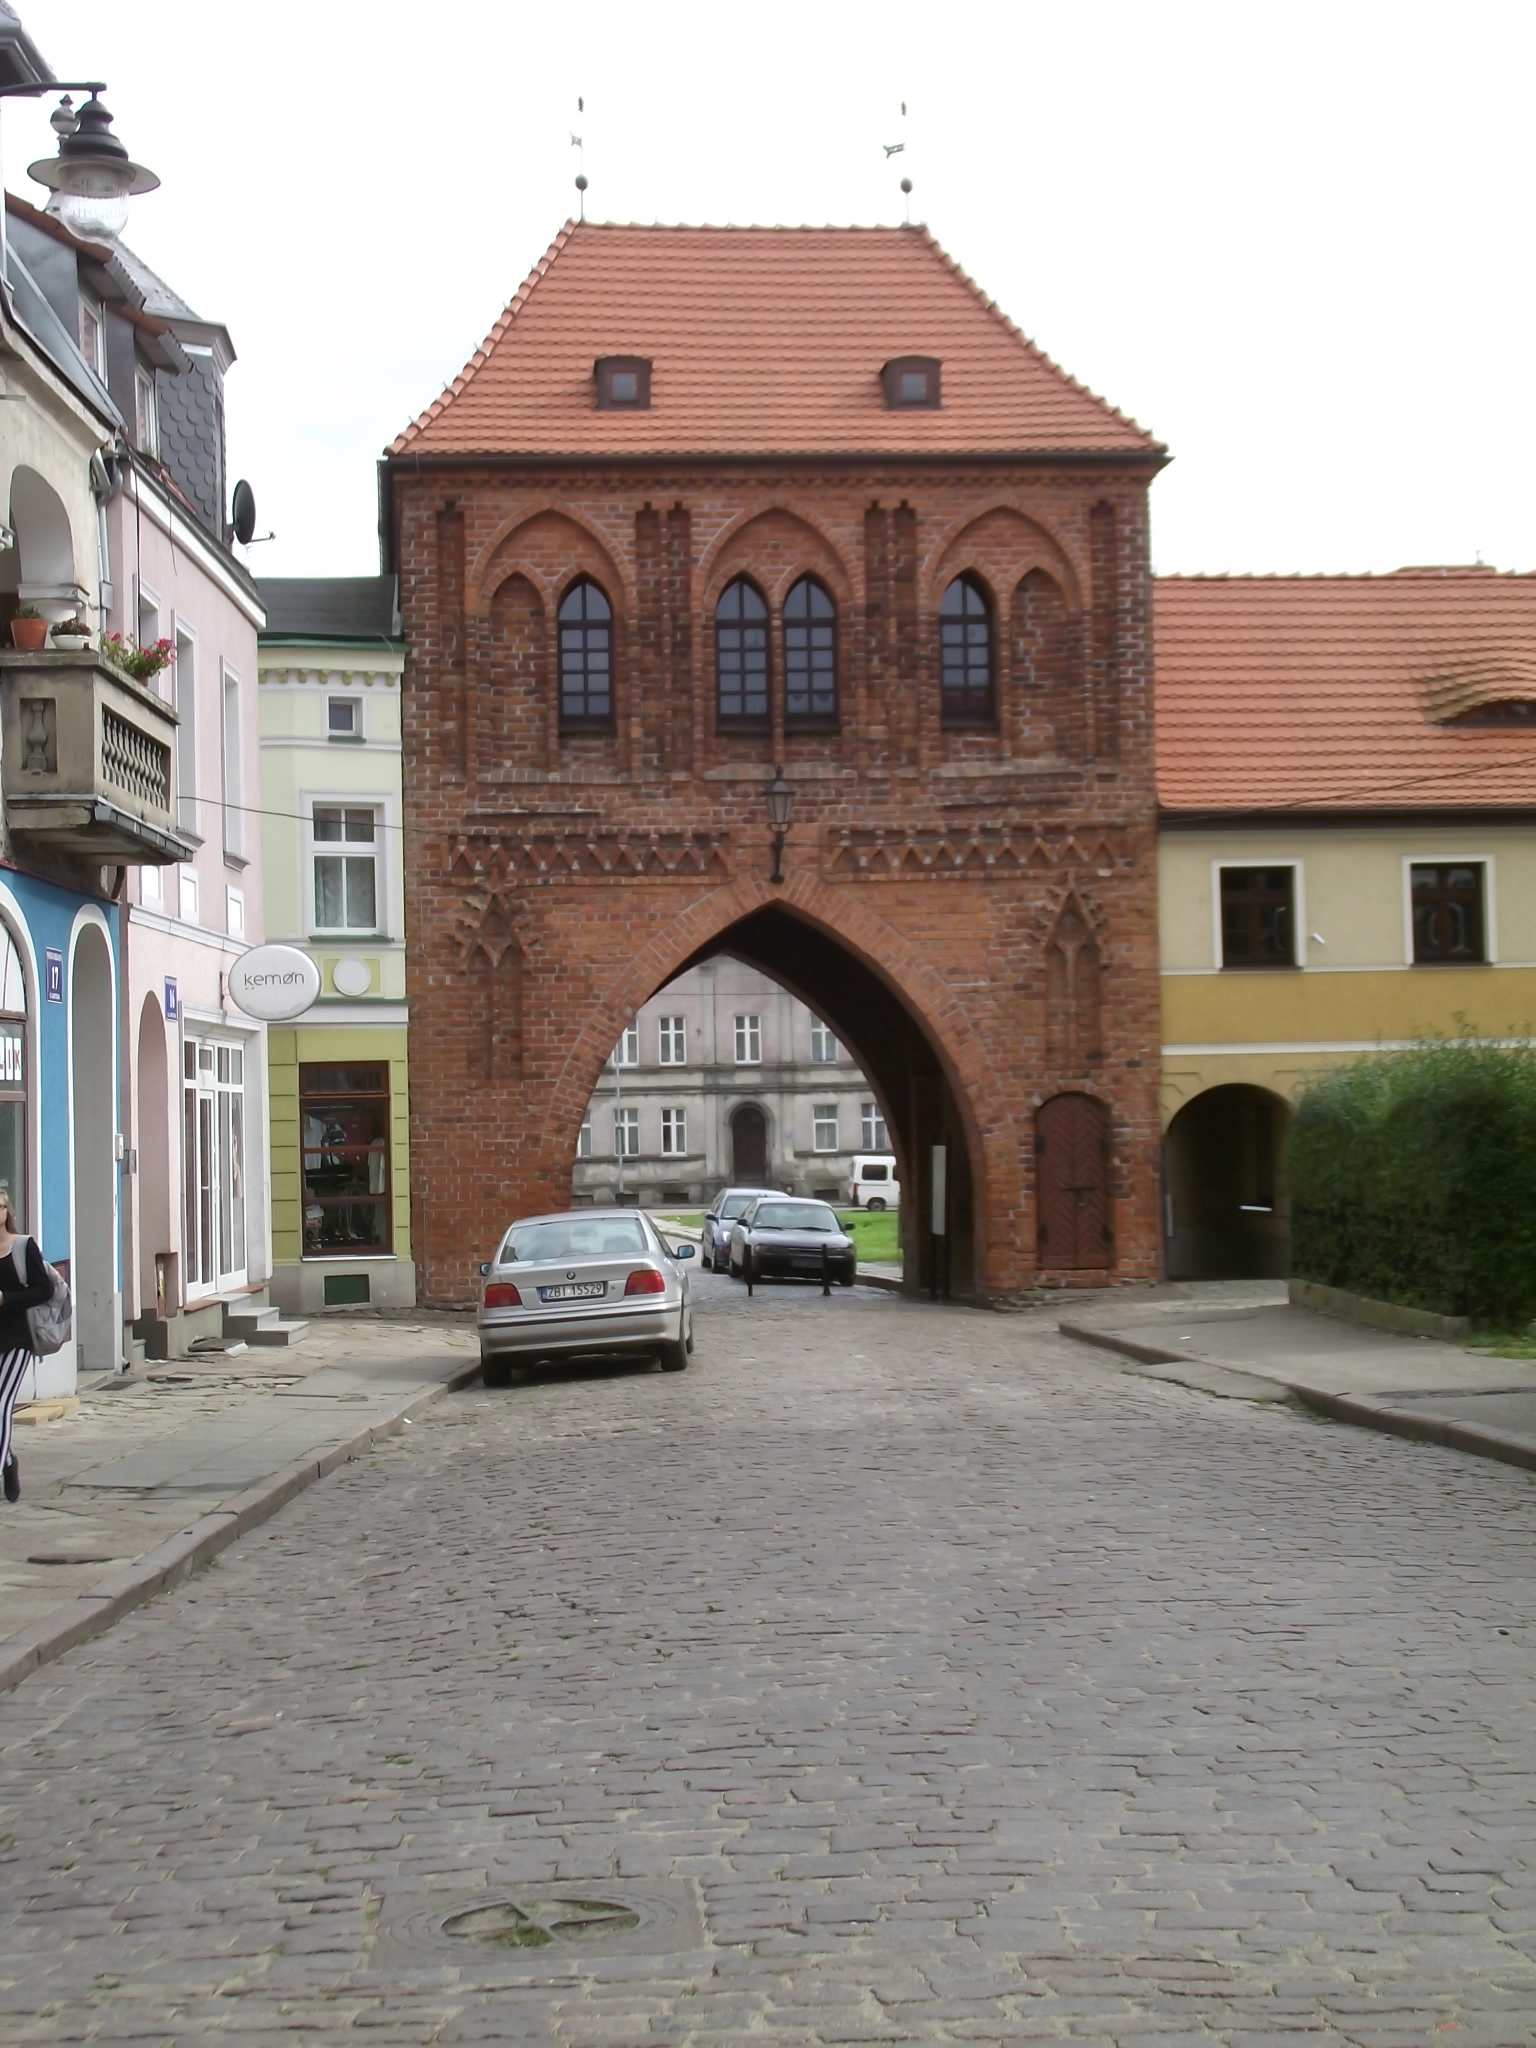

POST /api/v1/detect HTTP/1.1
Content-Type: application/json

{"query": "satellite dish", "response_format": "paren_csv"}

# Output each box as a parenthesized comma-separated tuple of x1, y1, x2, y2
(231, 479, 256, 546)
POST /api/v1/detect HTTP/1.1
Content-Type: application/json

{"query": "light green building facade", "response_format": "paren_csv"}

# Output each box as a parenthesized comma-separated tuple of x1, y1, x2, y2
(256, 580, 414, 1311)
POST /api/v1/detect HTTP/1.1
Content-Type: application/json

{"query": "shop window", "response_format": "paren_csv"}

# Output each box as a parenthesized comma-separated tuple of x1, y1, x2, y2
(1220, 866, 1296, 968)
(300, 1064, 391, 1257)
(1411, 862, 1487, 964)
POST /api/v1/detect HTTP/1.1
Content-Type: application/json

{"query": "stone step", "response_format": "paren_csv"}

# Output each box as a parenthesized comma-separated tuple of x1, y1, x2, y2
(244, 1317, 310, 1349)
(221, 1305, 283, 1339)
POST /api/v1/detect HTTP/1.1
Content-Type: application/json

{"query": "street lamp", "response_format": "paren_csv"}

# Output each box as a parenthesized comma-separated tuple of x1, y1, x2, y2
(765, 764, 795, 885)
(21, 90, 159, 243)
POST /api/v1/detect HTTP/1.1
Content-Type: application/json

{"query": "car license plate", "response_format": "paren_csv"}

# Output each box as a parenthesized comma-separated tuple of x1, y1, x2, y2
(539, 1281, 606, 1302)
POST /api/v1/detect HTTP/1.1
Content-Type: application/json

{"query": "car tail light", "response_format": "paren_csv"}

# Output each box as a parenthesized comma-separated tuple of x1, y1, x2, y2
(624, 1268, 666, 1296)
(483, 1281, 522, 1308)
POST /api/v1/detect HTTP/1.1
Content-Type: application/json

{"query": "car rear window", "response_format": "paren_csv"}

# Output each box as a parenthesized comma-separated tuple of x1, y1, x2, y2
(502, 1217, 649, 1264)
(753, 1202, 838, 1232)
(721, 1194, 756, 1219)
(860, 1164, 889, 1181)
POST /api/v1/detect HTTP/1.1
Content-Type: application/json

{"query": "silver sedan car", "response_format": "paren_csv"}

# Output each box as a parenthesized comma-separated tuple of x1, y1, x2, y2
(478, 1209, 695, 1386)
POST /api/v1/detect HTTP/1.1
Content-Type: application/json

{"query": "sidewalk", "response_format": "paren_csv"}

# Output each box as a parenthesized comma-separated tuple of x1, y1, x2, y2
(1059, 1282, 1536, 1471)
(0, 1313, 479, 1693)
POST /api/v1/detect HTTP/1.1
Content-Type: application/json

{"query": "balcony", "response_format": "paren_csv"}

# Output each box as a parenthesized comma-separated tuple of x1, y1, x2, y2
(0, 649, 193, 864)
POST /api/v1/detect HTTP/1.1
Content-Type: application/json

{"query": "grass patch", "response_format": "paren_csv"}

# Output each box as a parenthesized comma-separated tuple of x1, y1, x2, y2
(653, 1211, 705, 1229)
(837, 1208, 900, 1264)
(1468, 1332, 1536, 1359)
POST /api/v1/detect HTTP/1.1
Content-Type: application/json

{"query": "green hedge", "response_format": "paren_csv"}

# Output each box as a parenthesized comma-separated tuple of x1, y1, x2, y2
(1288, 1033, 1536, 1328)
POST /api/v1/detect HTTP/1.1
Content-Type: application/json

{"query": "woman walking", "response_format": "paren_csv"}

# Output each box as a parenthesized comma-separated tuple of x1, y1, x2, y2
(0, 1192, 51, 1504)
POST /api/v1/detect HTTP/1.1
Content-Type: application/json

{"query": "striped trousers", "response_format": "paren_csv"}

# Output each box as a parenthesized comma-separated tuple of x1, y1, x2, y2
(0, 1345, 32, 1475)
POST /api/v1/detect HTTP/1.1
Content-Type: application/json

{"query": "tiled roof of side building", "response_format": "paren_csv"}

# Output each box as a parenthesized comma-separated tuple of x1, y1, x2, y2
(1155, 568, 1536, 814)
(388, 222, 1159, 459)
(258, 577, 401, 643)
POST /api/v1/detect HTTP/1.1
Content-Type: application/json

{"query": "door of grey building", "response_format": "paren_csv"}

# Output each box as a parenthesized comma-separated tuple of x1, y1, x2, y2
(731, 1105, 767, 1183)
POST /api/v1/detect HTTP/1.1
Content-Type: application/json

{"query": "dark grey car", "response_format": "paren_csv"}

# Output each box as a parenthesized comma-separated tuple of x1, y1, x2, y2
(727, 1197, 857, 1286)
(701, 1185, 777, 1272)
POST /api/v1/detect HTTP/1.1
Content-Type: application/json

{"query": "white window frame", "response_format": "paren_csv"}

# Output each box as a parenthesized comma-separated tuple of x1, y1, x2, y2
(134, 367, 158, 456)
(137, 578, 161, 664)
(173, 618, 198, 836)
(327, 695, 363, 740)
(139, 863, 163, 907)
(733, 1014, 762, 1064)
(178, 865, 199, 926)
(613, 1105, 639, 1157)
(812, 1103, 839, 1153)
(309, 798, 384, 936)
(1210, 858, 1306, 970)
(612, 1022, 639, 1068)
(80, 297, 104, 377)
(660, 1107, 687, 1156)
(1401, 854, 1497, 967)
(221, 663, 243, 858)
(861, 1101, 889, 1152)
(809, 1019, 839, 1062)
(225, 886, 245, 939)
(577, 1116, 592, 1159)
(657, 1015, 687, 1066)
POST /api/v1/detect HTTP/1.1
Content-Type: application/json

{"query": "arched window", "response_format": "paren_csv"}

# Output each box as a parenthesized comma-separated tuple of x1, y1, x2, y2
(940, 573, 994, 726)
(716, 578, 769, 728)
(784, 577, 837, 727)
(558, 579, 613, 728)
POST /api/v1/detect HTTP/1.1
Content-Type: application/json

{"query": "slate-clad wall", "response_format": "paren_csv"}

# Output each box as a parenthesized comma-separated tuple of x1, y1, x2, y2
(392, 461, 1163, 1304)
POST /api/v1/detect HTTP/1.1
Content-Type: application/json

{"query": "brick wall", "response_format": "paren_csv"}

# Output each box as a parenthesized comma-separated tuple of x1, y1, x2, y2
(391, 462, 1164, 1304)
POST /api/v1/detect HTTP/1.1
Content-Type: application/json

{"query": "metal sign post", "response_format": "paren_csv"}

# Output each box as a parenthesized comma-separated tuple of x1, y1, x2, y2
(930, 1143, 948, 1302)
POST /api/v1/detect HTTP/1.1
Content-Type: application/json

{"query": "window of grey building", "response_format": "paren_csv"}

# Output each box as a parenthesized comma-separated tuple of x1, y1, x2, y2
(809, 1019, 838, 1062)
(661, 1107, 687, 1155)
(658, 1016, 686, 1065)
(813, 1103, 839, 1152)
(577, 1116, 592, 1158)
(613, 1023, 639, 1067)
(733, 1015, 762, 1064)
(614, 1106, 639, 1156)
(862, 1101, 889, 1151)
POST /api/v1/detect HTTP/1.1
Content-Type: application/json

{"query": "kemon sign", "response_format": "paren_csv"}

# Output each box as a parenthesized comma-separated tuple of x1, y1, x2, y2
(226, 945, 321, 1022)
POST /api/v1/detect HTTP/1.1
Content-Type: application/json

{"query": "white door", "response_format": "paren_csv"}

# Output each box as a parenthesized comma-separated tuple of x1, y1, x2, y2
(183, 1036, 247, 1294)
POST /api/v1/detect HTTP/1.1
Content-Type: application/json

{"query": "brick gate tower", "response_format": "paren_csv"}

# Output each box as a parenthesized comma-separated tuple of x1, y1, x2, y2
(383, 223, 1167, 1303)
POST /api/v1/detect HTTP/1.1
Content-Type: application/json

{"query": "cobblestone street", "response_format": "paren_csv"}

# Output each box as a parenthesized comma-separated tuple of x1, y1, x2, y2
(1, 1278, 1535, 2044)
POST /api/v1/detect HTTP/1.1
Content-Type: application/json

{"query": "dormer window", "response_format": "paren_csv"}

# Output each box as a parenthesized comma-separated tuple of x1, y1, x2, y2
(883, 356, 941, 409)
(134, 369, 158, 456)
(595, 356, 651, 409)
(80, 299, 104, 377)
(1447, 699, 1536, 727)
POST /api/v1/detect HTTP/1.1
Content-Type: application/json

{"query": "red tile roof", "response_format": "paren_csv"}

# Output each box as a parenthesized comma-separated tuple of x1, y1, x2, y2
(389, 222, 1157, 459)
(1156, 569, 1536, 813)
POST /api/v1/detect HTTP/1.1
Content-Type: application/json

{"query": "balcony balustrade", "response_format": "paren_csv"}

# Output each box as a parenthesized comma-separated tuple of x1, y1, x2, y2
(0, 649, 192, 862)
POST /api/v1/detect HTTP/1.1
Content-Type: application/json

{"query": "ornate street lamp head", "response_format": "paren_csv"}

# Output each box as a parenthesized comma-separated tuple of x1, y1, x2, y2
(28, 93, 158, 243)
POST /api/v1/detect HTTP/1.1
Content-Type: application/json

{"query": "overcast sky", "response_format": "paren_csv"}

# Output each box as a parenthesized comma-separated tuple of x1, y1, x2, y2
(7, 0, 1533, 582)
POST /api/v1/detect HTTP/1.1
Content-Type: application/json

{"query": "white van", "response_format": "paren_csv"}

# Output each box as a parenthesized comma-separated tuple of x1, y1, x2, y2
(848, 1155, 900, 1210)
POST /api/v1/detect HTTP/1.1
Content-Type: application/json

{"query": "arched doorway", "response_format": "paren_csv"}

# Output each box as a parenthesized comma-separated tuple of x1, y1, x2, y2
(1036, 1092, 1113, 1270)
(6, 464, 79, 614)
(1165, 1084, 1291, 1279)
(71, 924, 117, 1371)
(634, 903, 980, 1297)
(136, 995, 171, 1318)
(730, 1103, 768, 1183)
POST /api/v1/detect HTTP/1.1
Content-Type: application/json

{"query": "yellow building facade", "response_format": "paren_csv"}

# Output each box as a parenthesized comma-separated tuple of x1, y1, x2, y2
(256, 580, 414, 1311)
(1154, 569, 1536, 1279)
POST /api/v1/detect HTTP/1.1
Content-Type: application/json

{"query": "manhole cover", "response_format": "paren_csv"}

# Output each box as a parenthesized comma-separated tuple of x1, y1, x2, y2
(444, 1895, 640, 1949)
(376, 1879, 705, 1970)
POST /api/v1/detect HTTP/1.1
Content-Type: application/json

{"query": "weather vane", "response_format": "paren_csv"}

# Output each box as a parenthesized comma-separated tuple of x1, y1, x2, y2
(884, 101, 912, 223)
(572, 97, 588, 220)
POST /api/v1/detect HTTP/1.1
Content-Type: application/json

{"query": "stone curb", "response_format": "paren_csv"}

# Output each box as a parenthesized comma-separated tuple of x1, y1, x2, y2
(0, 1355, 483, 1698)
(1058, 1318, 1536, 1476)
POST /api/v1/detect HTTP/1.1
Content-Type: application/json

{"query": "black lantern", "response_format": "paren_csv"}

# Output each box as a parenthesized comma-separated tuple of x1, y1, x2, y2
(28, 93, 158, 243)
(765, 764, 795, 884)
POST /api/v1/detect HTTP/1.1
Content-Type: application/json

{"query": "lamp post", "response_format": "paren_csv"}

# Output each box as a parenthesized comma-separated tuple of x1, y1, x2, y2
(765, 764, 795, 884)
(7, 87, 160, 244)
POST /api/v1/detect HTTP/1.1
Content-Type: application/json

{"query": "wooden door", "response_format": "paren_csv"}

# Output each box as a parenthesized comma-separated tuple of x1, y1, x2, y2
(1036, 1092, 1112, 1269)
(731, 1105, 768, 1182)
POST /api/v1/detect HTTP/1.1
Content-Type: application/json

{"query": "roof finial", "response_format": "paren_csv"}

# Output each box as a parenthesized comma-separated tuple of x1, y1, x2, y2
(883, 100, 913, 224)
(572, 97, 587, 220)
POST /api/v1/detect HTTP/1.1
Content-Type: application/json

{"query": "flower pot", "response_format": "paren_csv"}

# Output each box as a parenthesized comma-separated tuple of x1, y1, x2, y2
(9, 617, 49, 652)
(50, 635, 90, 652)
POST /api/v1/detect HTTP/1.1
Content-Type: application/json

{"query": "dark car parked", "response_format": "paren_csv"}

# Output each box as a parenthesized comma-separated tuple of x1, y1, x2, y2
(728, 1197, 857, 1286)
(701, 1185, 777, 1272)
